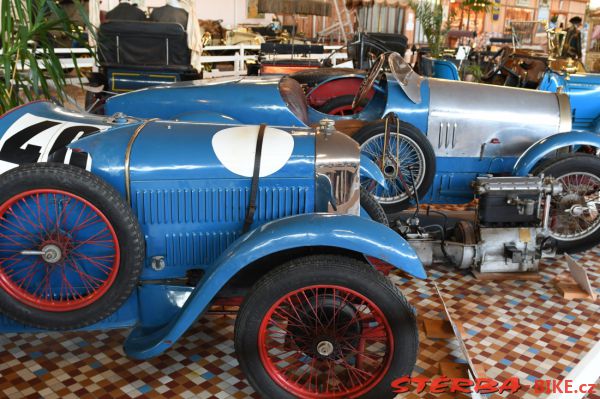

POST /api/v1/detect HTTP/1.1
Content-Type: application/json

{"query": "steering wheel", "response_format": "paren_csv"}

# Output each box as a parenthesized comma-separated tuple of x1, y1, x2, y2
(481, 46, 510, 81)
(352, 53, 386, 111)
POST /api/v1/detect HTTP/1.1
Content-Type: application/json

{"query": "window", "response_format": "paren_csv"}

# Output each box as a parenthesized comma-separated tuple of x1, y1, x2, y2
(358, 4, 407, 34)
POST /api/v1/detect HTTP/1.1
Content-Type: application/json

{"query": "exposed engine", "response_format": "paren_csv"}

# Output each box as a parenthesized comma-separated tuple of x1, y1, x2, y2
(399, 175, 562, 273)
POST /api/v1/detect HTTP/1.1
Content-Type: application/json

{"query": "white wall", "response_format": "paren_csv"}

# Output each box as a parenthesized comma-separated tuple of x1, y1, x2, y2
(100, 0, 273, 27)
(195, 0, 273, 28)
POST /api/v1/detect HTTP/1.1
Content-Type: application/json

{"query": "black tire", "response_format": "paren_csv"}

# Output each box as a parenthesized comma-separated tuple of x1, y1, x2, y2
(361, 187, 389, 226)
(355, 120, 436, 217)
(533, 154, 600, 252)
(235, 255, 418, 399)
(318, 94, 362, 115)
(0, 163, 144, 329)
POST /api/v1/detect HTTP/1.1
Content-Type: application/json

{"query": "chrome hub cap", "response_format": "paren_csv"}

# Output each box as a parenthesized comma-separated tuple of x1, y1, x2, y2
(316, 340, 335, 357)
(360, 132, 426, 204)
(382, 158, 398, 178)
(41, 244, 62, 264)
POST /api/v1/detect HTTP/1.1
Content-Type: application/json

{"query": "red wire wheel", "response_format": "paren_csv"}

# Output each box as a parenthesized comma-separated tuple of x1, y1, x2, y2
(0, 189, 120, 311)
(258, 285, 394, 398)
(0, 163, 145, 330)
(235, 256, 418, 399)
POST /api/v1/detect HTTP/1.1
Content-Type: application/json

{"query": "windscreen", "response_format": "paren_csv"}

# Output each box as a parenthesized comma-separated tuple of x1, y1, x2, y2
(388, 52, 424, 104)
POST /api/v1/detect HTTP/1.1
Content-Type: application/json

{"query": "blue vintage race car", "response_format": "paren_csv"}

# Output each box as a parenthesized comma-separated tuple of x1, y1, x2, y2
(424, 55, 600, 133)
(104, 52, 600, 252)
(538, 70, 600, 130)
(0, 100, 424, 398)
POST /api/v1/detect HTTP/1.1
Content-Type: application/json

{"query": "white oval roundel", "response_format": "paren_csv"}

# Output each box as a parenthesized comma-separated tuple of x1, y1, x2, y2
(211, 126, 294, 177)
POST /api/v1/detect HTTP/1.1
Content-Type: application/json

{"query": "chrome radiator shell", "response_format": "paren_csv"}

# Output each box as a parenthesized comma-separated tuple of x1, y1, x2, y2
(315, 125, 361, 216)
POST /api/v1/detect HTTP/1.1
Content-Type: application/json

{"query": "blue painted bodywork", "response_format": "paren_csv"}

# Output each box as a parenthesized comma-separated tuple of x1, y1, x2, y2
(107, 67, 182, 93)
(0, 101, 426, 356)
(101, 70, 511, 206)
(513, 131, 600, 176)
(104, 59, 600, 207)
(124, 213, 424, 359)
(107, 76, 308, 127)
(360, 154, 387, 188)
(421, 57, 460, 80)
(538, 71, 600, 131)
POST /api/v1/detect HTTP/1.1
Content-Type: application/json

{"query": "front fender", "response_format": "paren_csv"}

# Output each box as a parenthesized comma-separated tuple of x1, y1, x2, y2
(360, 154, 387, 188)
(124, 213, 425, 359)
(513, 131, 600, 176)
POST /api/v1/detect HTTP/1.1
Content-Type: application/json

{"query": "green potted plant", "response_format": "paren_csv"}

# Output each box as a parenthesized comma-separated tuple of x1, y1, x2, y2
(408, 0, 452, 59)
(0, 0, 92, 113)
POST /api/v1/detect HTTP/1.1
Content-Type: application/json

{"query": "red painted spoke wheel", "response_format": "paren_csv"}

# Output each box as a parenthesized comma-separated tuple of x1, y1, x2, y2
(0, 189, 120, 311)
(258, 285, 393, 398)
(0, 164, 143, 330)
(235, 256, 417, 399)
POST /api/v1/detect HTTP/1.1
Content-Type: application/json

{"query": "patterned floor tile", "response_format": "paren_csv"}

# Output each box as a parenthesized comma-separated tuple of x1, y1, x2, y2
(0, 243, 598, 398)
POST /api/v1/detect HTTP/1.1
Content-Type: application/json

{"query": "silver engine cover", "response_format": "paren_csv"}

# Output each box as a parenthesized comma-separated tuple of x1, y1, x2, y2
(427, 79, 572, 158)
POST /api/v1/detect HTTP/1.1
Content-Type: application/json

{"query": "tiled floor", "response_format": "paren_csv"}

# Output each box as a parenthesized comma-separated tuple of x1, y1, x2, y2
(0, 249, 598, 398)
(1, 93, 599, 397)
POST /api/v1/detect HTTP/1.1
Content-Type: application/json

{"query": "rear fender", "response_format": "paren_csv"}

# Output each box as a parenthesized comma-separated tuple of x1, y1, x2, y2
(124, 213, 425, 359)
(513, 131, 600, 176)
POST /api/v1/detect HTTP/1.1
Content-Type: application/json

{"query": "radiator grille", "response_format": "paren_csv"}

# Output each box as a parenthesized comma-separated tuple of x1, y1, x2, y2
(132, 186, 310, 225)
(132, 186, 311, 267)
(165, 232, 239, 266)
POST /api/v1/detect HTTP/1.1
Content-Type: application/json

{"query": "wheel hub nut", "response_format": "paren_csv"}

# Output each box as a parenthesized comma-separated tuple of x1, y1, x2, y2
(316, 340, 334, 357)
(42, 244, 62, 264)
(567, 205, 588, 217)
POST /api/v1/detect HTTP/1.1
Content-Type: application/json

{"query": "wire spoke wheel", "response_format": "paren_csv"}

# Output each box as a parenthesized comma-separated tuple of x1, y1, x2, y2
(534, 154, 600, 252)
(549, 172, 600, 241)
(0, 163, 144, 330)
(235, 255, 417, 399)
(0, 189, 120, 311)
(360, 132, 426, 204)
(258, 285, 393, 398)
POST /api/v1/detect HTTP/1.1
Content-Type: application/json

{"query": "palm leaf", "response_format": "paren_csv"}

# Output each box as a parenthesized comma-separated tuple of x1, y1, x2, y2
(0, 0, 93, 113)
